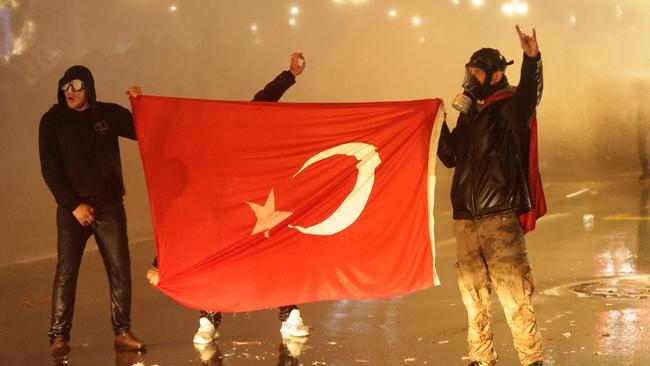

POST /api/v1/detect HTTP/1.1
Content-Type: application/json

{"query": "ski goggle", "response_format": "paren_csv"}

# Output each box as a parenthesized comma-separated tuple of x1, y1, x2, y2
(60, 79, 85, 92)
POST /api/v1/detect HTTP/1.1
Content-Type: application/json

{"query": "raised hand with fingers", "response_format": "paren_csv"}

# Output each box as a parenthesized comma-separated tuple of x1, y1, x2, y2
(516, 25, 539, 58)
(289, 52, 306, 77)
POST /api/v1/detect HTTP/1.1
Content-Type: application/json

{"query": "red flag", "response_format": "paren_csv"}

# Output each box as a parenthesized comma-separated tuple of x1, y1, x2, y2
(131, 96, 444, 312)
(483, 91, 547, 233)
(518, 113, 547, 233)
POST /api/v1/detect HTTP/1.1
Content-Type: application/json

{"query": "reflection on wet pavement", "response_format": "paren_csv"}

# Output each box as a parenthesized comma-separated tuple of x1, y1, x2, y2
(115, 350, 147, 366)
(595, 308, 650, 358)
(4, 176, 650, 364)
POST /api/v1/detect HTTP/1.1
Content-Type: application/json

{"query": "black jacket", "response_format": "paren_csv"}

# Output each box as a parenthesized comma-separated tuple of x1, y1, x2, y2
(437, 53, 543, 220)
(153, 69, 296, 267)
(252, 70, 296, 102)
(39, 66, 136, 211)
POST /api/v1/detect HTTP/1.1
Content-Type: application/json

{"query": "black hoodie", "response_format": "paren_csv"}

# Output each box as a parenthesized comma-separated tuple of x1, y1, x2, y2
(39, 65, 136, 211)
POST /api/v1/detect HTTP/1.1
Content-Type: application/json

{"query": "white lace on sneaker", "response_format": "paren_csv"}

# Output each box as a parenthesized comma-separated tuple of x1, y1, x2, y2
(280, 309, 310, 337)
(193, 317, 219, 344)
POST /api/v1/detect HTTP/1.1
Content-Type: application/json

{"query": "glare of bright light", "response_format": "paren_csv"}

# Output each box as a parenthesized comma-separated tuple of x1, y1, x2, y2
(290, 6, 300, 15)
(388, 9, 398, 18)
(516, 3, 528, 14)
(570, 15, 577, 25)
(1, 0, 19, 9)
(418, 36, 427, 45)
(615, 5, 624, 19)
(472, 0, 485, 7)
(10, 20, 34, 57)
(411, 16, 421, 26)
(250, 24, 258, 32)
(501, 1, 528, 16)
(169, 4, 177, 12)
(288, 18, 296, 26)
(332, 0, 368, 5)
(451, 0, 460, 5)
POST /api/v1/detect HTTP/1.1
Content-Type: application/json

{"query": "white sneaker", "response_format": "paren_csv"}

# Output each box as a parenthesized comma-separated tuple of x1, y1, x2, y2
(280, 309, 310, 337)
(193, 343, 218, 363)
(193, 317, 219, 344)
(282, 334, 308, 357)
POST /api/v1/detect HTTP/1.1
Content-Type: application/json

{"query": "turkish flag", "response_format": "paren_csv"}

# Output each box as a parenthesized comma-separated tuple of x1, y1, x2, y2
(131, 96, 444, 312)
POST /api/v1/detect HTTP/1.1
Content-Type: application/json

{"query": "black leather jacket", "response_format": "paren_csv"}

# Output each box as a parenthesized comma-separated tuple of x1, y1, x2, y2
(438, 53, 543, 220)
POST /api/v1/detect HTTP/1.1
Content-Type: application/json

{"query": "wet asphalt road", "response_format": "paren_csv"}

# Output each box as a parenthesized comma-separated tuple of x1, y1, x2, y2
(2, 169, 650, 365)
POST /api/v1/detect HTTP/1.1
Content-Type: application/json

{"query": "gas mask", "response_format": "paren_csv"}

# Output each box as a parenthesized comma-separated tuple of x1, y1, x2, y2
(452, 48, 513, 114)
(452, 69, 491, 114)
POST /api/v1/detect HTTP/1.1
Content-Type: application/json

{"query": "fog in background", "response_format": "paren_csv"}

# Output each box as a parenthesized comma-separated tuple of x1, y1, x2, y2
(1, 0, 648, 264)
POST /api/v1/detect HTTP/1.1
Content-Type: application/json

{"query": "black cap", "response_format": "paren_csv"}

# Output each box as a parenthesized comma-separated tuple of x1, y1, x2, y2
(466, 48, 514, 73)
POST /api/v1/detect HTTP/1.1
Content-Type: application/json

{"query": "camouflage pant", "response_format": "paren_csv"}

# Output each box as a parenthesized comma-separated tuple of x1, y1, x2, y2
(453, 212, 543, 365)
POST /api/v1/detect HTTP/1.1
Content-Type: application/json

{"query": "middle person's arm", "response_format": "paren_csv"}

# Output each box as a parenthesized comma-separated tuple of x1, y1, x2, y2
(252, 52, 305, 102)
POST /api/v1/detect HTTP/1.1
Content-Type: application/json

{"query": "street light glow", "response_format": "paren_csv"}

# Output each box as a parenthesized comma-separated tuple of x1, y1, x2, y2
(502, 1, 528, 16)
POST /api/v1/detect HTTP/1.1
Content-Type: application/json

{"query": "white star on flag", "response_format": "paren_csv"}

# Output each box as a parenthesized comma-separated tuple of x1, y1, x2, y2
(246, 189, 293, 238)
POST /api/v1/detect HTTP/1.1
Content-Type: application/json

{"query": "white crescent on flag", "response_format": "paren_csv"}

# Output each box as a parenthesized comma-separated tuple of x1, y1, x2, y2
(289, 142, 381, 236)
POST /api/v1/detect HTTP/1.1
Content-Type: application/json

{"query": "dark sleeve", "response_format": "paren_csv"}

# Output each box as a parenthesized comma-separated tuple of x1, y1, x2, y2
(437, 120, 457, 168)
(509, 52, 543, 124)
(113, 104, 137, 140)
(252, 70, 296, 102)
(152, 256, 158, 268)
(38, 116, 81, 211)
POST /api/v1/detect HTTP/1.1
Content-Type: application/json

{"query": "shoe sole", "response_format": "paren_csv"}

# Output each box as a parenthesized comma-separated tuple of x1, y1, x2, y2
(115, 343, 146, 350)
(280, 330, 309, 337)
(193, 338, 214, 344)
(193, 335, 219, 344)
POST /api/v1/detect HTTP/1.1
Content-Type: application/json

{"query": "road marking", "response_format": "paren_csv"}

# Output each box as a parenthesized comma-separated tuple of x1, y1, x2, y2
(566, 188, 590, 198)
(605, 214, 650, 221)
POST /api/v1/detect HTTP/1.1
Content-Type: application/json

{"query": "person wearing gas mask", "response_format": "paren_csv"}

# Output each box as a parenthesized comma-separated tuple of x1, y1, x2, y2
(437, 26, 545, 366)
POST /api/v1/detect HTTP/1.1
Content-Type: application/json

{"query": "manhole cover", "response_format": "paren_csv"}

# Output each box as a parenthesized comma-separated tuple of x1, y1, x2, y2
(570, 279, 650, 299)
(541, 275, 650, 299)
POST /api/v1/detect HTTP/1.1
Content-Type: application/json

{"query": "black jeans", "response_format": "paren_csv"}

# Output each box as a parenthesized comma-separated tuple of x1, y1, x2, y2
(49, 200, 132, 342)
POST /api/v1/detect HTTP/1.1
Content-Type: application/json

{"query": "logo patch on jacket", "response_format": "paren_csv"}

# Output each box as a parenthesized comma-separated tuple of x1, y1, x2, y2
(94, 120, 110, 135)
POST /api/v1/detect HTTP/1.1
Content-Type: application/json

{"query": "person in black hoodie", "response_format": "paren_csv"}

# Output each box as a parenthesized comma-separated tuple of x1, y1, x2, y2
(140, 53, 310, 346)
(437, 26, 544, 366)
(39, 65, 145, 358)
